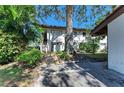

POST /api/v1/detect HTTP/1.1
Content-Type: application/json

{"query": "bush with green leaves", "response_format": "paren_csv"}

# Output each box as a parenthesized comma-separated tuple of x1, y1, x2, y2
(0, 6, 44, 36)
(0, 6, 44, 64)
(0, 30, 26, 64)
(56, 51, 72, 61)
(17, 48, 44, 67)
(79, 42, 99, 53)
(79, 37, 100, 53)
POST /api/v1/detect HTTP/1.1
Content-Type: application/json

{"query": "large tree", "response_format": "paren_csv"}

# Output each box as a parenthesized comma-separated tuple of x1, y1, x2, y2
(65, 5, 73, 52)
(0, 6, 43, 41)
(37, 5, 114, 52)
(0, 5, 44, 63)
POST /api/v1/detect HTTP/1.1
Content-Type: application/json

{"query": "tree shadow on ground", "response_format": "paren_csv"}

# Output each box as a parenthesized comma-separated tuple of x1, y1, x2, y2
(74, 61, 124, 87)
(40, 62, 106, 87)
(39, 53, 124, 87)
(0, 64, 33, 87)
(41, 68, 73, 87)
(64, 62, 106, 87)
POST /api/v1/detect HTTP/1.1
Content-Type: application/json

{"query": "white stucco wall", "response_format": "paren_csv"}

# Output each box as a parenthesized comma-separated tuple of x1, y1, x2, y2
(45, 29, 85, 52)
(97, 36, 107, 52)
(108, 13, 124, 74)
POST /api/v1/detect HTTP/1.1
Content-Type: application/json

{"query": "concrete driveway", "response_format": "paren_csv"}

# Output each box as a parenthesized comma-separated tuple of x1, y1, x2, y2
(34, 61, 124, 87)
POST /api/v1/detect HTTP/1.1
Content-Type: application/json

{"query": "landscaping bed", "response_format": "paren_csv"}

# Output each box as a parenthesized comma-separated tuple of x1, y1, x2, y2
(84, 53, 107, 62)
(0, 52, 74, 87)
(40, 52, 74, 65)
(0, 62, 39, 87)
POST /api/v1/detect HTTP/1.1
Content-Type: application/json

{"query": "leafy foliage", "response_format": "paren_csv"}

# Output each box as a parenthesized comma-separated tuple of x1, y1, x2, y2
(37, 5, 113, 52)
(80, 42, 99, 53)
(56, 51, 72, 61)
(0, 66, 23, 86)
(79, 37, 100, 53)
(0, 6, 44, 64)
(0, 5, 44, 41)
(0, 30, 26, 64)
(17, 48, 44, 67)
(37, 5, 114, 28)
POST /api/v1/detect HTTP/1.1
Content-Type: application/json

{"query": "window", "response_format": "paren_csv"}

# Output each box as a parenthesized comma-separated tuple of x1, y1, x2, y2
(43, 32, 47, 44)
(83, 32, 86, 36)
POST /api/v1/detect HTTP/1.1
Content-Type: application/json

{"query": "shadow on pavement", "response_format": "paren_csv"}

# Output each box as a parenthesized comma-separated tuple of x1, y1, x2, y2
(39, 54, 124, 87)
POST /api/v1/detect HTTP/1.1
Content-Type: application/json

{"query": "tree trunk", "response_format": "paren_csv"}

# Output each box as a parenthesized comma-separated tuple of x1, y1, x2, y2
(92, 38, 95, 54)
(65, 5, 73, 52)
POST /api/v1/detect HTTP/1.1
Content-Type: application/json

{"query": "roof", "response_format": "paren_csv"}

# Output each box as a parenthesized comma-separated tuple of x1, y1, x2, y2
(91, 5, 124, 36)
(40, 24, 87, 32)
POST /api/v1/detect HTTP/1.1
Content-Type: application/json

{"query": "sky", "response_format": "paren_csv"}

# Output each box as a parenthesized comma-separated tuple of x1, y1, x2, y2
(37, 5, 112, 29)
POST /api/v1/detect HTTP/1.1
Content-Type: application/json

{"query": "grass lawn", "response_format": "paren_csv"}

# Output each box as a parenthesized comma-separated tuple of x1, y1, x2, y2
(0, 62, 38, 87)
(85, 53, 107, 61)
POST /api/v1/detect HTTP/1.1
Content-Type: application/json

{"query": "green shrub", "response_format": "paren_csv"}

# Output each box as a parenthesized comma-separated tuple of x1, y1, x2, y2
(79, 42, 99, 53)
(0, 30, 26, 64)
(17, 48, 44, 67)
(79, 36, 100, 54)
(56, 51, 72, 61)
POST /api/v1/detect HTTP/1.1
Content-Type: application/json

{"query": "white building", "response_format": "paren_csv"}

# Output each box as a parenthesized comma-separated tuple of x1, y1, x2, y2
(98, 36, 107, 53)
(92, 6, 124, 74)
(41, 25, 87, 52)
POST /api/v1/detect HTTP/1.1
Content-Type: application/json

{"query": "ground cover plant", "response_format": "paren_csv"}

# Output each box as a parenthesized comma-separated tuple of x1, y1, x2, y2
(56, 51, 73, 61)
(0, 6, 44, 64)
(0, 62, 39, 87)
(17, 48, 44, 68)
(0, 30, 27, 64)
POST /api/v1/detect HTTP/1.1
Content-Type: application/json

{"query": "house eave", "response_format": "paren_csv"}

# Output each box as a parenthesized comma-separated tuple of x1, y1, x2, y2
(91, 5, 124, 36)
(40, 24, 87, 32)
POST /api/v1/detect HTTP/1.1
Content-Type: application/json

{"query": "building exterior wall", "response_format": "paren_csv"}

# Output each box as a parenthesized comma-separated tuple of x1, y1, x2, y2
(108, 13, 124, 74)
(45, 29, 86, 52)
(44, 28, 107, 53)
(97, 36, 107, 53)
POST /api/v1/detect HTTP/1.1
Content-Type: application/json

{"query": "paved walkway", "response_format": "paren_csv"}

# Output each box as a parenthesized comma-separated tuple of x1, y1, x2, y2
(34, 61, 124, 87)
